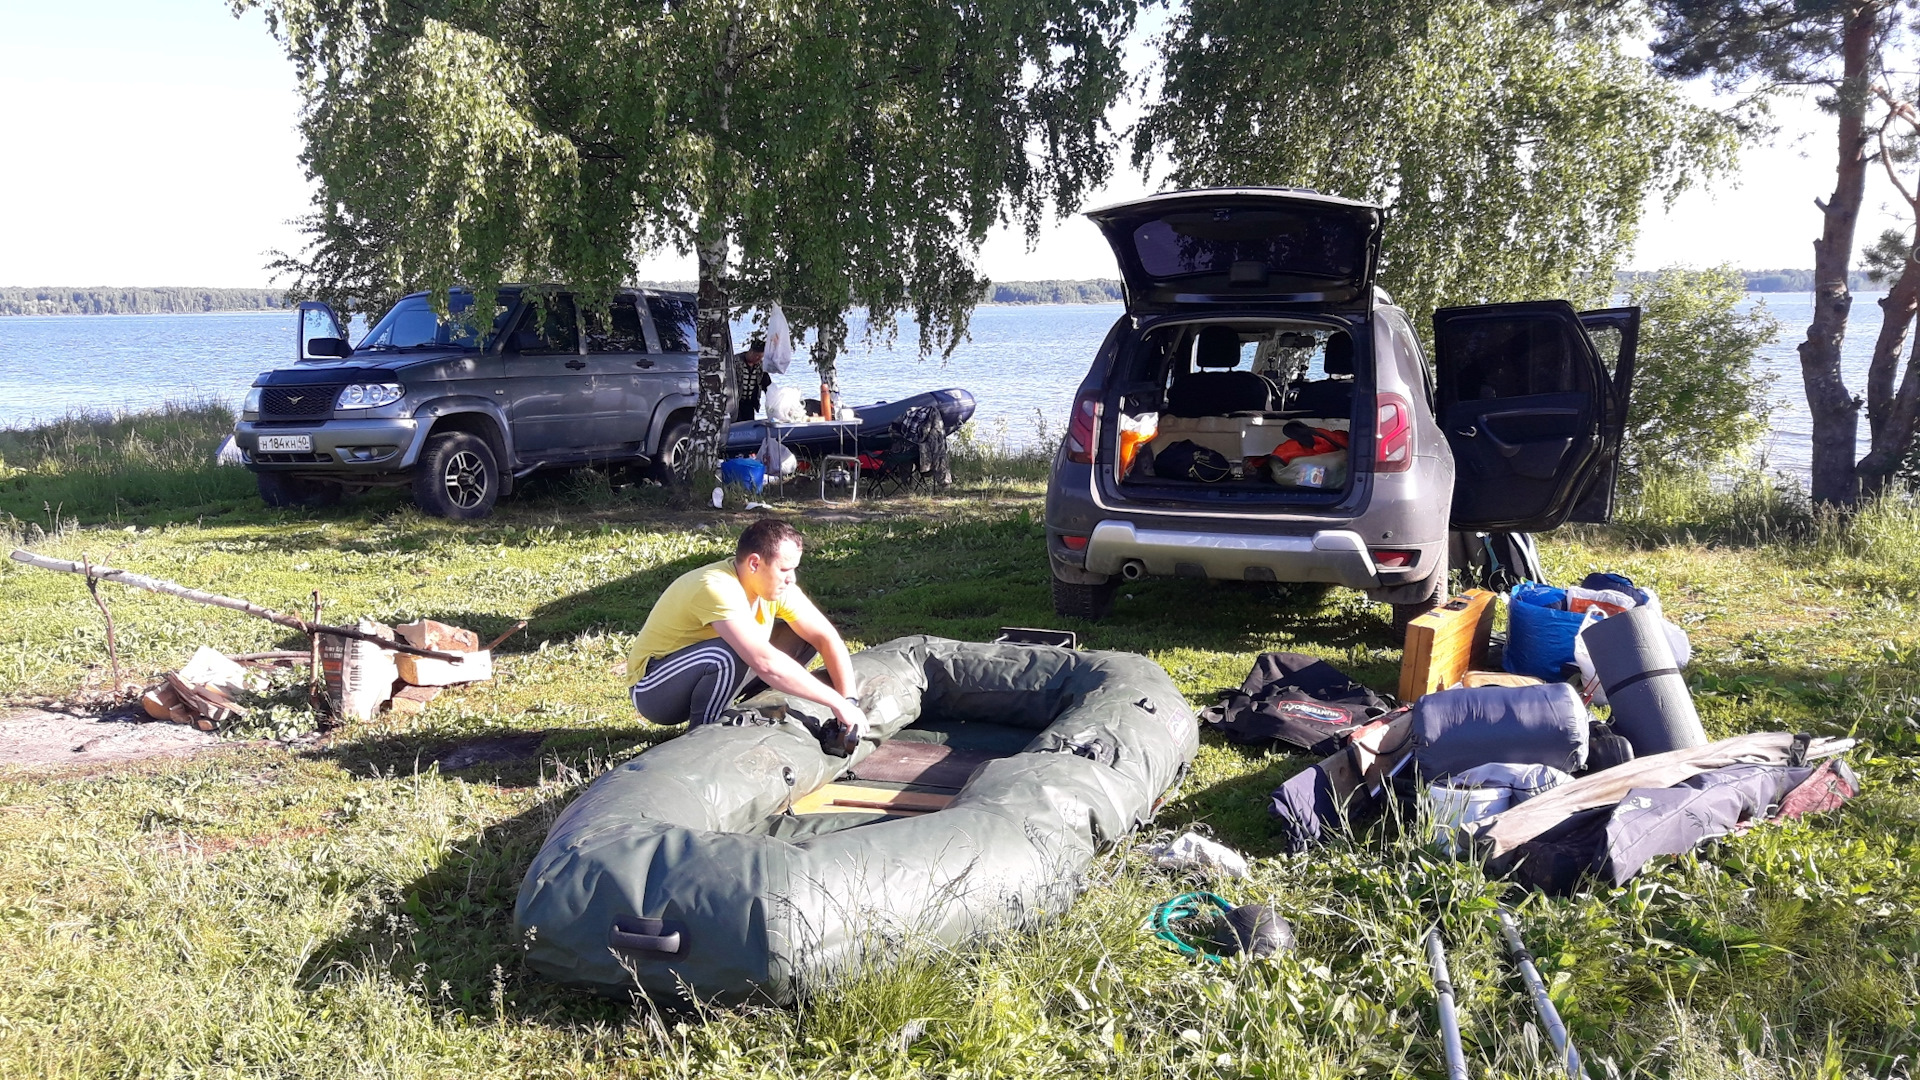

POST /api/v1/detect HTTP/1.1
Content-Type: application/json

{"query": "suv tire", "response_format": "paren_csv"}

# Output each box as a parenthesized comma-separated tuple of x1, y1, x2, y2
(648, 418, 694, 486)
(412, 431, 500, 519)
(1052, 574, 1116, 621)
(256, 471, 342, 509)
(1389, 562, 1449, 639)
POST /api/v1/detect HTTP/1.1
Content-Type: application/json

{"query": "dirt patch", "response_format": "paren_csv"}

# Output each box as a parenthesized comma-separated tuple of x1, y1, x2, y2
(0, 707, 225, 770)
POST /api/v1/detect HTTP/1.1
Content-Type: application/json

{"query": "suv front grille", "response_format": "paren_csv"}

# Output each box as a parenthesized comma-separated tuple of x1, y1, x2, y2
(261, 386, 341, 418)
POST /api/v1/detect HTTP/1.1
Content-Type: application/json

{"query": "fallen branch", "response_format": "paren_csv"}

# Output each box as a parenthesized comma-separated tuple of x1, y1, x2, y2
(482, 619, 529, 653)
(9, 549, 463, 661)
(228, 651, 312, 664)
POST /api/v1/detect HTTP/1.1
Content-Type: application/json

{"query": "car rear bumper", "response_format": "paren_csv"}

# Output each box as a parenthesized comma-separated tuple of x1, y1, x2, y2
(1082, 519, 1392, 588)
(233, 418, 427, 473)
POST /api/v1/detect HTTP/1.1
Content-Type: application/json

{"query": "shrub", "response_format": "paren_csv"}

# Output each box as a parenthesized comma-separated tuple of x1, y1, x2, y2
(1619, 265, 1779, 489)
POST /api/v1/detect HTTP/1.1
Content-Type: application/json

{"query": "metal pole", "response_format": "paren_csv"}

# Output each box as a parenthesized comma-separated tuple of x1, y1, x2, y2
(1498, 909, 1585, 1079)
(1425, 929, 1471, 1080)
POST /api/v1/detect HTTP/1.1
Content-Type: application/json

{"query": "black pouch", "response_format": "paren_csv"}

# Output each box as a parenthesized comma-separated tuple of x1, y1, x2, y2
(1154, 439, 1232, 482)
(1201, 651, 1392, 755)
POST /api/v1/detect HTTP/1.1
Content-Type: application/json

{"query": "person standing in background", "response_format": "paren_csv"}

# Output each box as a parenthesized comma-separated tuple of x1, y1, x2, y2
(734, 333, 772, 421)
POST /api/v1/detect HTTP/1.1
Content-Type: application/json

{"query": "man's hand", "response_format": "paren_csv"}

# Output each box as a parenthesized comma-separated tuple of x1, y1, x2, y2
(831, 697, 869, 743)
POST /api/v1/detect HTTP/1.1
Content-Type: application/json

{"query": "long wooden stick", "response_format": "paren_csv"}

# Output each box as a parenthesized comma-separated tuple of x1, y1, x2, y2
(9, 548, 464, 661)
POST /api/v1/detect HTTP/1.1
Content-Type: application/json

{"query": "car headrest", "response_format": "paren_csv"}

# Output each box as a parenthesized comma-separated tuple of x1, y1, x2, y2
(1195, 326, 1243, 368)
(1323, 333, 1354, 376)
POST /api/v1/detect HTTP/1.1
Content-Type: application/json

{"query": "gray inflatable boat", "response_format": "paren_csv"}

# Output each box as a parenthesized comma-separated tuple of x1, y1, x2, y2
(514, 635, 1198, 1003)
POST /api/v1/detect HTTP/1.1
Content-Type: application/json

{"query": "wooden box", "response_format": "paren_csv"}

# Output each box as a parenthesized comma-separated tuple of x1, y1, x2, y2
(1398, 589, 1496, 703)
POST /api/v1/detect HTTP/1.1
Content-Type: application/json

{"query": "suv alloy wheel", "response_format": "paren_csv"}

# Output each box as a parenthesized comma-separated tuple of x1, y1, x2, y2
(648, 419, 694, 486)
(412, 431, 500, 519)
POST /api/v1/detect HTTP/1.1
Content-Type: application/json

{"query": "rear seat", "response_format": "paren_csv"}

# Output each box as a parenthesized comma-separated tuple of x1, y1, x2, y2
(1166, 326, 1276, 416)
(1283, 333, 1356, 416)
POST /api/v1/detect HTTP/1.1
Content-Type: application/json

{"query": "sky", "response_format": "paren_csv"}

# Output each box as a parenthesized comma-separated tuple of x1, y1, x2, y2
(0, 0, 1907, 288)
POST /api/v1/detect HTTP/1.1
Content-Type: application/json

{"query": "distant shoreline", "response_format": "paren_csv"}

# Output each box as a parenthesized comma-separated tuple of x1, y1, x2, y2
(0, 271, 1870, 317)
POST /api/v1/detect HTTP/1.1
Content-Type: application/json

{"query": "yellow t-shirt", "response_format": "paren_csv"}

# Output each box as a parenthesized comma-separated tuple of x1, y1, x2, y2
(624, 559, 805, 679)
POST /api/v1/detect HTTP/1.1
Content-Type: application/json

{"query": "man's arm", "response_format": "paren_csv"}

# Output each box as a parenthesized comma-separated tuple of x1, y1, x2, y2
(710, 617, 864, 729)
(777, 590, 856, 699)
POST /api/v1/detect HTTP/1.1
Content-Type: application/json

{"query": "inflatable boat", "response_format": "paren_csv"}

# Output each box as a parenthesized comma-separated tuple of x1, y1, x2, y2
(723, 387, 976, 456)
(514, 636, 1197, 1003)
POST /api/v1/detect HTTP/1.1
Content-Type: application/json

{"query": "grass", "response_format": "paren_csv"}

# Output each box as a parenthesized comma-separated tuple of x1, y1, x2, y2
(0, 408, 1917, 1077)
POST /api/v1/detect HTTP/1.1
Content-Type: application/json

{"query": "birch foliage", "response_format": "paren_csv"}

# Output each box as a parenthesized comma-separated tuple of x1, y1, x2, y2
(244, 0, 1133, 470)
(1134, 0, 1735, 326)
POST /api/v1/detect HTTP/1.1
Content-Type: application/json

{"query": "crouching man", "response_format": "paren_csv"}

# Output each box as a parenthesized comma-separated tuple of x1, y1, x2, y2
(626, 518, 866, 735)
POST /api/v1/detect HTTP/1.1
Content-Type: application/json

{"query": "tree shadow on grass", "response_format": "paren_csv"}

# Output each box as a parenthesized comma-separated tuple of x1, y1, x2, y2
(294, 723, 677, 1028)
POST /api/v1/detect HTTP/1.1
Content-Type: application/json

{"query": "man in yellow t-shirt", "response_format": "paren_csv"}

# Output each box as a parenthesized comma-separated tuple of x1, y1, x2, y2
(625, 518, 865, 733)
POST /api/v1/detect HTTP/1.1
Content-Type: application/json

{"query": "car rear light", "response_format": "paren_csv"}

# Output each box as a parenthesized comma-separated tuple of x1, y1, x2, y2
(1371, 548, 1418, 569)
(1065, 390, 1102, 464)
(1376, 392, 1412, 473)
(1060, 534, 1089, 550)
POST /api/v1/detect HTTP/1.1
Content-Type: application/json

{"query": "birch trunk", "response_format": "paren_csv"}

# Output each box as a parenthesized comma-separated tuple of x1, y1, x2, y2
(692, 230, 732, 481)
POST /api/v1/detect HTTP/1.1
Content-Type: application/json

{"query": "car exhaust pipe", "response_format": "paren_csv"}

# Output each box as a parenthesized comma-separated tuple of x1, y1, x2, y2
(1120, 559, 1147, 581)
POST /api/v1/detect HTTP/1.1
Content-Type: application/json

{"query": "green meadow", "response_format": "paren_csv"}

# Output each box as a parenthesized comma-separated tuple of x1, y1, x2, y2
(1, 406, 1916, 1077)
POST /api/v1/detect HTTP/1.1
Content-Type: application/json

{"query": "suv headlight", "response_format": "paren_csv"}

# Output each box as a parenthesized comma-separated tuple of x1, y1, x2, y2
(335, 383, 405, 410)
(242, 386, 263, 416)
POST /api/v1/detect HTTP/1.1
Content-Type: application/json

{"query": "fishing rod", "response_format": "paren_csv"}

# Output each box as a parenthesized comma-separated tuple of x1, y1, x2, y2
(1425, 929, 1471, 1080)
(1497, 909, 1586, 1079)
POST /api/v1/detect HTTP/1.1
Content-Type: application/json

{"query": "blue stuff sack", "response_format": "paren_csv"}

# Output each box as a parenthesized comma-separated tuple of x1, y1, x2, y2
(718, 456, 766, 492)
(1503, 584, 1593, 680)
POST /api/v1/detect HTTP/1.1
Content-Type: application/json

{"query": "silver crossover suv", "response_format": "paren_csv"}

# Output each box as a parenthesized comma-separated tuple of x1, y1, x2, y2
(1043, 188, 1638, 628)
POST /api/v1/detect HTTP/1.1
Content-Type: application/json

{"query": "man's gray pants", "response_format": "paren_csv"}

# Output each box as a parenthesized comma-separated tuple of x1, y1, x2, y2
(628, 622, 817, 727)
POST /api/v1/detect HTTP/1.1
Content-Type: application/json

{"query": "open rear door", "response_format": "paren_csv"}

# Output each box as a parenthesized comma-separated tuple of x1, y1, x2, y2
(296, 300, 352, 361)
(1435, 300, 1621, 532)
(1567, 306, 1639, 523)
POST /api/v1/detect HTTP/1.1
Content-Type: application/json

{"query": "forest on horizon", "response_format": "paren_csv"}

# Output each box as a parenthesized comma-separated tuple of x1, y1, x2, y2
(0, 269, 1873, 317)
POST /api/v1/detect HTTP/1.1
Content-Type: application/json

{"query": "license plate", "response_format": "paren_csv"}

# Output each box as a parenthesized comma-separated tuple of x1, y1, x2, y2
(259, 434, 312, 452)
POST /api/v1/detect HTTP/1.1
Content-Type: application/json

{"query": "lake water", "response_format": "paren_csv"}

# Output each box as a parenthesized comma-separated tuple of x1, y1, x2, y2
(0, 294, 1882, 484)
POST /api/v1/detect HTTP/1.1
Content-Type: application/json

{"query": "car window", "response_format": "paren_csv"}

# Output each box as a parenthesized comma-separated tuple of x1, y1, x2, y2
(1131, 209, 1368, 282)
(517, 295, 580, 355)
(585, 296, 647, 354)
(358, 293, 500, 351)
(647, 296, 698, 353)
(1439, 314, 1593, 402)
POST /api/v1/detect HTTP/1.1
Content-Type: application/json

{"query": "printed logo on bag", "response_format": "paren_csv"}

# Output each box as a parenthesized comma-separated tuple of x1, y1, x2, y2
(1276, 700, 1352, 726)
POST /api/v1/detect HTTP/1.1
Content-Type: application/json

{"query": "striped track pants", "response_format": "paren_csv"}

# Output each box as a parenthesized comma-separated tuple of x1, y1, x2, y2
(628, 624, 816, 727)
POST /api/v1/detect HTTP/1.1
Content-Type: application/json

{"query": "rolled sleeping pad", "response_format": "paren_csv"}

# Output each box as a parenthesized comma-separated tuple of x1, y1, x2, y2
(1410, 683, 1589, 779)
(1579, 606, 1707, 755)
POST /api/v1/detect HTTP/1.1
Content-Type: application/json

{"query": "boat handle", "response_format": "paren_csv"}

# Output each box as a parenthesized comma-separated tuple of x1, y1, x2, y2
(609, 915, 684, 956)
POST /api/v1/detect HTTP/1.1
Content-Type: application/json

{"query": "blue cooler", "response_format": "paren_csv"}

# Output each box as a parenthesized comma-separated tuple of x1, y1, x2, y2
(719, 457, 767, 492)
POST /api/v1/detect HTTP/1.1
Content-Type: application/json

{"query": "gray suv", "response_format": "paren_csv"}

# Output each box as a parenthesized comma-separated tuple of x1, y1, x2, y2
(233, 286, 723, 518)
(1044, 189, 1638, 628)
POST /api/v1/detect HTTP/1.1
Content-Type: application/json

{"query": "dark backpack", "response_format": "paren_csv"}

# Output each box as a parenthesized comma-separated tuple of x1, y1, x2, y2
(1200, 651, 1394, 755)
(1154, 439, 1232, 482)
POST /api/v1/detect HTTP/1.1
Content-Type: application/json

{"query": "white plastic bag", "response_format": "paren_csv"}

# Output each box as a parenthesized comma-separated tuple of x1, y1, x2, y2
(1573, 588, 1691, 704)
(1271, 450, 1348, 489)
(1145, 831, 1250, 879)
(762, 303, 794, 375)
(758, 432, 797, 478)
(764, 384, 806, 422)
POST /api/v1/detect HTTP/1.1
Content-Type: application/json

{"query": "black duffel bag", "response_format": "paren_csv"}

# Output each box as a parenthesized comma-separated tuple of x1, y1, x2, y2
(1201, 651, 1393, 755)
(1154, 439, 1232, 483)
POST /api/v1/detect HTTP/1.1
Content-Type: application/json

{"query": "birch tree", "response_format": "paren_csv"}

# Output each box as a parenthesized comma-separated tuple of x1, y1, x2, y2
(1134, 0, 1734, 330)
(245, 0, 1133, 475)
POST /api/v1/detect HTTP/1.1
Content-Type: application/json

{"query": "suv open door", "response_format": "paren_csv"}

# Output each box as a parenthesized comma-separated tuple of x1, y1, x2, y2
(296, 301, 352, 361)
(1434, 301, 1637, 532)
